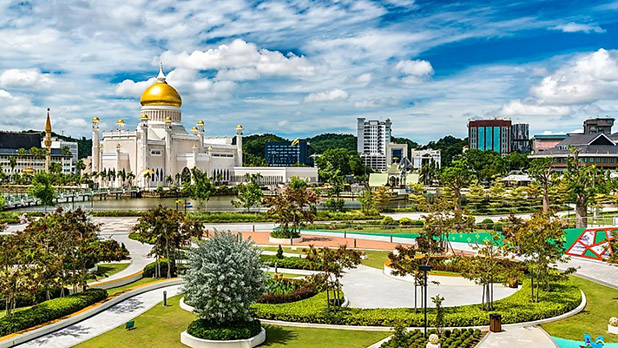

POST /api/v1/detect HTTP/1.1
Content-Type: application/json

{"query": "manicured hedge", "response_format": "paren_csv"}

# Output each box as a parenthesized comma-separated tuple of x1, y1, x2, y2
(381, 328, 482, 348)
(252, 279, 581, 327)
(260, 255, 322, 271)
(143, 258, 184, 277)
(128, 232, 154, 244)
(187, 319, 262, 340)
(257, 288, 316, 304)
(0, 289, 107, 336)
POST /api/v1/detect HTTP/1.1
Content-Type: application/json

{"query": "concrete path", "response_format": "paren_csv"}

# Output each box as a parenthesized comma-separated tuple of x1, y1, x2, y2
(341, 265, 517, 309)
(15, 285, 183, 348)
(477, 326, 558, 348)
(560, 256, 618, 290)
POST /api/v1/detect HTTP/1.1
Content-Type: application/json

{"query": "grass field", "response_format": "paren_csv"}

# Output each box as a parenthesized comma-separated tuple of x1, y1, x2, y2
(91, 263, 131, 282)
(542, 276, 618, 342)
(75, 295, 390, 348)
(106, 277, 163, 296)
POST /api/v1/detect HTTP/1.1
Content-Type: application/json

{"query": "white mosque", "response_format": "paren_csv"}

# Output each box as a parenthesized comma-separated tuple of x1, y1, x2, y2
(90, 66, 317, 188)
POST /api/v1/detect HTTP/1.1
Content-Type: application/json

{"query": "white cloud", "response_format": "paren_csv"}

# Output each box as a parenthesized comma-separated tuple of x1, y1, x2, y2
(551, 22, 605, 34)
(530, 48, 618, 105)
(395, 60, 434, 76)
(0, 69, 53, 88)
(116, 77, 156, 97)
(161, 39, 321, 80)
(354, 73, 373, 84)
(354, 97, 398, 108)
(499, 99, 571, 116)
(303, 89, 349, 103)
(542, 130, 567, 135)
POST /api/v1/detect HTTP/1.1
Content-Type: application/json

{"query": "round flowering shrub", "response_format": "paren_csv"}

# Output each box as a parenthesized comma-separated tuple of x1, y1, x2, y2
(184, 231, 266, 340)
(610, 317, 618, 327)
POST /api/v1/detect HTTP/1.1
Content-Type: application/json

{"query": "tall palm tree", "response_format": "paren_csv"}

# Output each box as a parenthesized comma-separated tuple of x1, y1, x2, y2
(165, 175, 173, 187)
(8, 156, 16, 181)
(127, 172, 135, 187)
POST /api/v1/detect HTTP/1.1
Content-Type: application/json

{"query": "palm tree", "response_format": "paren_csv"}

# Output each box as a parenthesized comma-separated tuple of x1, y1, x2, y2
(75, 159, 85, 174)
(127, 172, 135, 187)
(118, 169, 127, 188)
(174, 173, 181, 185)
(8, 156, 16, 181)
(165, 175, 173, 187)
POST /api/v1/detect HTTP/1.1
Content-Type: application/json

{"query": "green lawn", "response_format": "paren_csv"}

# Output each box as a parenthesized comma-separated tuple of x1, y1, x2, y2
(266, 272, 303, 279)
(75, 295, 389, 348)
(542, 276, 618, 342)
(91, 263, 131, 282)
(105, 277, 163, 296)
(361, 249, 392, 269)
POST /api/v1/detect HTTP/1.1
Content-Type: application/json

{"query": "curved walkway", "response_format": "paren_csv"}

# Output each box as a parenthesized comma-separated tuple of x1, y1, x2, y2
(341, 265, 517, 308)
(14, 285, 183, 348)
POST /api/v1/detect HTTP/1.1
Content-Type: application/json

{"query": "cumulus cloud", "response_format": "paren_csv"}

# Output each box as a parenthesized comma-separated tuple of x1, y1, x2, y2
(0, 69, 53, 89)
(116, 77, 156, 97)
(161, 39, 321, 80)
(530, 48, 618, 105)
(303, 89, 349, 103)
(354, 73, 373, 84)
(395, 59, 434, 84)
(551, 22, 605, 34)
(354, 97, 398, 108)
(499, 99, 571, 116)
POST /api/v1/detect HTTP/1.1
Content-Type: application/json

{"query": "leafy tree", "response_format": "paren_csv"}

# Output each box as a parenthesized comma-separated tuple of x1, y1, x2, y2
(132, 205, 203, 278)
(372, 185, 392, 212)
(464, 149, 506, 183)
(488, 179, 505, 209)
(563, 148, 612, 227)
(502, 212, 574, 301)
(440, 159, 471, 212)
(503, 152, 530, 172)
(29, 171, 57, 211)
(466, 181, 486, 211)
(308, 133, 357, 154)
(232, 174, 264, 212)
(315, 148, 356, 181)
(528, 158, 554, 213)
(182, 168, 217, 211)
(49, 162, 62, 174)
(75, 159, 85, 174)
(264, 184, 318, 238)
(356, 187, 375, 214)
(184, 231, 265, 324)
(421, 135, 467, 167)
(8, 156, 16, 179)
(419, 160, 439, 186)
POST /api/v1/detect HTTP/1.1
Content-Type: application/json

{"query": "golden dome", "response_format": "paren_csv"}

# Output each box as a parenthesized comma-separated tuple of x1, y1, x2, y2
(140, 66, 182, 107)
(236, 124, 243, 129)
(140, 114, 149, 120)
(191, 126, 198, 132)
(197, 120, 205, 126)
(117, 119, 125, 124)
(165, 116, 172, 122)
(92, 117, 100, 123)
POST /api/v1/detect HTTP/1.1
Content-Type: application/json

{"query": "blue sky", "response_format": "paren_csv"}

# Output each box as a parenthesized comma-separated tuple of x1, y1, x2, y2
(1, 0, 618, 144)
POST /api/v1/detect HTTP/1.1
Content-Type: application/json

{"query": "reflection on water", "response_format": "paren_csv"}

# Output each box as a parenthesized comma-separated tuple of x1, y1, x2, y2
(13, 195, 413, 212)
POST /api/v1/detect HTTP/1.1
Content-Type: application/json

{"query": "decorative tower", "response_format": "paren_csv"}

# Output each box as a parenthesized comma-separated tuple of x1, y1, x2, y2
(138, 114, 149, 176)
(196, 120, 205, 150)
(164, 116, 174, 182)
(44, 108, 52, 172)
(91, 117, 100, 173)
(235, 124, 243, 166)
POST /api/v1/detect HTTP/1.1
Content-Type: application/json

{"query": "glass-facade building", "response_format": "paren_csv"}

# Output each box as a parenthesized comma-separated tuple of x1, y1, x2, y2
(468, 119, 512, 155)
(265, 140, 311, 167)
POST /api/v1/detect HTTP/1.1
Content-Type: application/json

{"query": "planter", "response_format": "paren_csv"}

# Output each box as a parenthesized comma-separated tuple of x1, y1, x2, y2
(180, 297, 195, 313)
(180, 328, 266, 348)
(609, 325, 618, 335)
(268, 236, 303, 245)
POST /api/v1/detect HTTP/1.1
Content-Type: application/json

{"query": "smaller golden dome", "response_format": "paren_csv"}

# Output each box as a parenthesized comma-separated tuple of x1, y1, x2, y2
(236, 124, 243, 129)
(192, 144, 198, 149)
(140, 114, 149, 120)
(116, 143, 121, 148)
(191, 126, 198, 132)
(165, 116, 172, 122)
(385, 118, 391, 122)
(92, 117, 100, 123)
(197, 120, 205, 126)
(117, 119, 125, 124)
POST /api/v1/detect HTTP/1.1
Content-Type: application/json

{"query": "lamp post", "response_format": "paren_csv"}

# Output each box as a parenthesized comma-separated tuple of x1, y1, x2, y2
(418, 264, 432, 338)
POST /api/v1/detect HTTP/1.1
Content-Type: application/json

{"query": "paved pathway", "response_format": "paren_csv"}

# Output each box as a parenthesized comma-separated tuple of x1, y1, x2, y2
(560, 256, 618, 290)
(15, 285, 183, 348)
(341, 265, 517, 308)
(476, 326, 558, 348)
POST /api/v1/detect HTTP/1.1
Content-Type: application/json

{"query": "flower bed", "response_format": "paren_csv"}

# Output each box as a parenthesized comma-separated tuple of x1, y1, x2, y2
(252, 279, 581, 327)
(257, 275, 325, 304)
(187, 319, 262, 340)
(0, 289, 107, 336)
(380, 327, 483, 348)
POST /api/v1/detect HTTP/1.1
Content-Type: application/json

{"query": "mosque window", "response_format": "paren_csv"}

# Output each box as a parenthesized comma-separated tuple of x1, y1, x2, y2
(150, 150, 162, 156)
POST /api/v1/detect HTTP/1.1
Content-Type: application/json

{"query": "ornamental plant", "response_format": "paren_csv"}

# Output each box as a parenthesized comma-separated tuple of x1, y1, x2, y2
(610, 317, 618, 327)
(184, 230, 265, 324)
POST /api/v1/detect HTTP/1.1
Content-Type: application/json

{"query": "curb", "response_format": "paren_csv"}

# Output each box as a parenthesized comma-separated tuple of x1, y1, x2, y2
(0, 278, 182, 348)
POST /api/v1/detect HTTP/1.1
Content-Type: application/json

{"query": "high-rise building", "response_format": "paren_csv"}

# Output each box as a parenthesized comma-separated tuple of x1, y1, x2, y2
(468, 119, 512, 155)
(583, 117, 614, 135)
(265, 140, 311, 167)
(357, 117, 398, 171)
(511, 123, 530, 153)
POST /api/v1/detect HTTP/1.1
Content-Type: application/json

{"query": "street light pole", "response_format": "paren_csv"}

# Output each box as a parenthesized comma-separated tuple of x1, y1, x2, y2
(419, 264, 432, 338)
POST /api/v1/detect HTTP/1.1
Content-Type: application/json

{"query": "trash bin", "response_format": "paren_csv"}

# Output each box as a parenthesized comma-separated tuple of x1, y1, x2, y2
(489, 313, 502, 332)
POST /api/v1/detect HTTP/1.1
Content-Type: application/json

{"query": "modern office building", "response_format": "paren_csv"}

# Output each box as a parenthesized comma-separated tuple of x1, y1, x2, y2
(511, 123, 530, 153)
(265, 140, 311, 167)
(357, 117, 408, 171)
(387, 143, 408, 165)
(531, 134, 568, 154)
(583, 117, 614, 135)
(411, 149, 441, 169)
(468, 119, 512, 155)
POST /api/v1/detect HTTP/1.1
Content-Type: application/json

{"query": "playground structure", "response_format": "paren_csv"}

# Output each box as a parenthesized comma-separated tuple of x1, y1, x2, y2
(565, 227, 617, 261)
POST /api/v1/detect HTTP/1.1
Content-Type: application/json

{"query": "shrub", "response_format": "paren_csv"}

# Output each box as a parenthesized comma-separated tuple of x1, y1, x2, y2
(381, 216, 395, 226)
(257, 288, 316, 304)
(399, 217, 412, 226)
(413, 220, 424, 226)
(187, 319, 261, 340)
(260, 255, 322, 270)
(128, 232, 154, 244)
(0, 289, 107, 336)
(184, 231, 265, 325)
(270, 229, 301, 239)
(276, 245, 284, 259)
(143, 259, 184, 277)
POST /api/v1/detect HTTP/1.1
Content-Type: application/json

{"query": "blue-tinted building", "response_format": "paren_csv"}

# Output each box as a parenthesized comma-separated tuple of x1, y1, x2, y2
(265, 140, 312, 167)
(468, 119, 512, 155)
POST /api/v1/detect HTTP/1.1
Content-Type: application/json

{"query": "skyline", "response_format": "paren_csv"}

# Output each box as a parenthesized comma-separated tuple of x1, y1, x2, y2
(1, 1, 618, 143)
